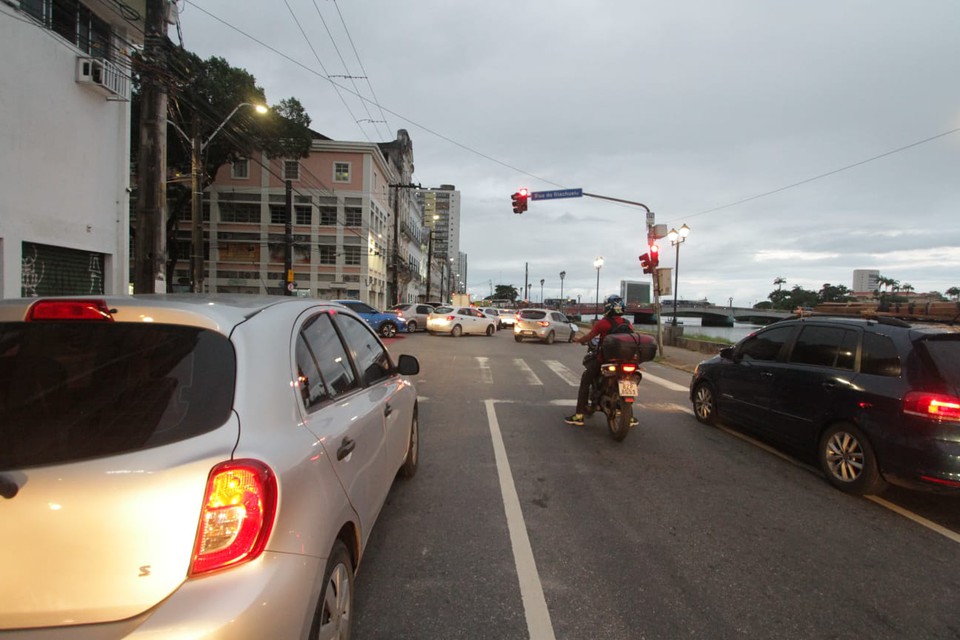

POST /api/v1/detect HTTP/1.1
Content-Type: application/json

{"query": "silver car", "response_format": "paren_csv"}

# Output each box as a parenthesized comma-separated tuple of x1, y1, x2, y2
(0, 295, 420, 639)
(479, 307, 504, 330)
(388, 302, 434, 332)
(513, 308, 576, 344)
(426, 305, 497, 337)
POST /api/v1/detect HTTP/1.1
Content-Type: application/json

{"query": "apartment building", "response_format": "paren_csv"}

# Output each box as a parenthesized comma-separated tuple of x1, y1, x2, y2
(185, 130, 427, 308)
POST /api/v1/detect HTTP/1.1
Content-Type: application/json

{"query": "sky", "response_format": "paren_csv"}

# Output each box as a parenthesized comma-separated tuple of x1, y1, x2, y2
(177, 0, 960, 308)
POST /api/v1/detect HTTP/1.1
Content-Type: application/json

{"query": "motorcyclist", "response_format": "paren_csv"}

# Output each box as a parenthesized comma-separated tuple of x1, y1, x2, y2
(564, 294, 639, 426)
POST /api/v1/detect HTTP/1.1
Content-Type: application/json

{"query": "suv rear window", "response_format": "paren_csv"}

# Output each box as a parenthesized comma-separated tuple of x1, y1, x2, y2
(919, 335, 960, 389)
(0, 322, 236, 470)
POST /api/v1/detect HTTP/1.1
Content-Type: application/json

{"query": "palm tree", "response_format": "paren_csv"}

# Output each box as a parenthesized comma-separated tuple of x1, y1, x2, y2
(946, 286, 960, 301)
(773, 277, 786, 292)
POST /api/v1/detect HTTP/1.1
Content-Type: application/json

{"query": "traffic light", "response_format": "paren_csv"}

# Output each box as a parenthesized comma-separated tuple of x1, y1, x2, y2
(649, 243, 660, 268)
(639, 252, 652, 274)
(511, 188, 529, 214)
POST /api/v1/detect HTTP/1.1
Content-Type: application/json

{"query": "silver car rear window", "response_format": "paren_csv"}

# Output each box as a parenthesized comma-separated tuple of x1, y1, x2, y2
(519, 310, 546, 320)
(433, 307, 454, 314)
(0, 322, 236, 470)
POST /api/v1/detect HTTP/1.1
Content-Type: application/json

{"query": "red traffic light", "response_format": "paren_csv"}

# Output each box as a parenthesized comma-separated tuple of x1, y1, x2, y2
(511, 189, 529, 214)
(518, 188, 529, 197)
(648, 243, 660, 267)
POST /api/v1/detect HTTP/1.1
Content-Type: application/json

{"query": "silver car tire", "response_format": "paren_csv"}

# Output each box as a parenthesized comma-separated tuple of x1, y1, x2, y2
(485, 324, 495, 336)
(311, 540, 353, 640)
(407, 320, 418, 333)
(544, 331, 555, 345)
(451, 324, 463, 337)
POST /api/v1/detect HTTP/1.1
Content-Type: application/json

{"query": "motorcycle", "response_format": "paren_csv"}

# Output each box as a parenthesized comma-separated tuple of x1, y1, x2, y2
(583, 331, 657, 441)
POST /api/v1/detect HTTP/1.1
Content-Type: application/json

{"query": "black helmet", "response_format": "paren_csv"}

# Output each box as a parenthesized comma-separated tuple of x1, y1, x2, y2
(604, 295, 624, 316)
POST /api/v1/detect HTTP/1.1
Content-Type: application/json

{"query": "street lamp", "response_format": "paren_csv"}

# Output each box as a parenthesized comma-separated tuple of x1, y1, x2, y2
(667, 223, 690, 326)
(559, 270, 566, 312)
(593, 256, 604, 321)
(174, 102, 269, 293)
(540, 278, 545, 304)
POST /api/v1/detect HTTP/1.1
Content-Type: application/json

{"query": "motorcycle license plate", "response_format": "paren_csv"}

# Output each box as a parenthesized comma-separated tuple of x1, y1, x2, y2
(618, 379, 639, 397)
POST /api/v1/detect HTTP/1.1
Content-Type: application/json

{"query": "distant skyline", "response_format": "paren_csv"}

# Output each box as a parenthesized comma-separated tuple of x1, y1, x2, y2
(179, 1, 960, 306)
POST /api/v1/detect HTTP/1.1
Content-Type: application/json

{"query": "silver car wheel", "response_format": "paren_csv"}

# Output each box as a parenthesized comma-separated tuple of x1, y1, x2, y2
(314, 541, 353, 640)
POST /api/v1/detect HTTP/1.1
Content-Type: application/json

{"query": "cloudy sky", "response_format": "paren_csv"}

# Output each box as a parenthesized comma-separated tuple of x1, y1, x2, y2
(179, 0, 960, 307)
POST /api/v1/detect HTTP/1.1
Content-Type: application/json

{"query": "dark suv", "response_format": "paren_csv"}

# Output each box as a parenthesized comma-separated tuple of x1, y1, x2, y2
(689, 316, 960, 495)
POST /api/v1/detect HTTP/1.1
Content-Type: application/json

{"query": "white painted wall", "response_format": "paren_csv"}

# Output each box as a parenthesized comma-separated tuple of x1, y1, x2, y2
(0, 8, 134, 297)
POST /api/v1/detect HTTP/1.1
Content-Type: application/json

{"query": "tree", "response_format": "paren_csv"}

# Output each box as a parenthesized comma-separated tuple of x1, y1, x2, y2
(132, 49, 314, 289)
(493, 284, 520, 303)
(818, 283, 855, 303)
(773, 276, 786, 292)
(946, 286, 960, 301)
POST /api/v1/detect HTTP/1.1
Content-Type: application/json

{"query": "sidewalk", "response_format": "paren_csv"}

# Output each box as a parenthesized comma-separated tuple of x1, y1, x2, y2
(657, 344, 714, 374)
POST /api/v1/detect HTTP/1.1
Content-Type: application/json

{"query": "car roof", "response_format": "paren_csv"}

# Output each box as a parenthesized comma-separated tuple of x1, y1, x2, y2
(0, 295, 348, 335)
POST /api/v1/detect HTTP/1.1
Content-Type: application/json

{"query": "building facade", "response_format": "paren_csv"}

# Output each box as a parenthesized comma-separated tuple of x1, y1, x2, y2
(1, 0, 143, 298)
(417, 185, 464, 302)
(852, 269, 880, 294)
(188, 131, 427, 308)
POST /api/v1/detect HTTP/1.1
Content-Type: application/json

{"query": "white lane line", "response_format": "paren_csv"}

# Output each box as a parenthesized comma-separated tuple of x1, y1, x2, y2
(485, 399, 556, 640)
(866, 496, 960, 544)
(476, 356, 493, 384)
(514, 358, 543, 385)
(544, 360, 580, 386)
(641, 371, 689, 392)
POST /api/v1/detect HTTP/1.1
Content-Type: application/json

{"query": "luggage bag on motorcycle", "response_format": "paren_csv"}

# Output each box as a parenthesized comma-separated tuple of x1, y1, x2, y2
(601, 332, 657, 363)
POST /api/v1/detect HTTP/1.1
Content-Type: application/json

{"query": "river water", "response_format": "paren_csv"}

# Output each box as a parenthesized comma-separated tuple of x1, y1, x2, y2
(656, 316, 765, 344)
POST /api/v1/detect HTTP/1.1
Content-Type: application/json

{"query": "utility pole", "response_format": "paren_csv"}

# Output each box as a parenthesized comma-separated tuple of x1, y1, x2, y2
(425, 230, 433, 301)
(190, 110, 203, 292)
(133, 0, 168, 293)
(284, 179, 293, 295)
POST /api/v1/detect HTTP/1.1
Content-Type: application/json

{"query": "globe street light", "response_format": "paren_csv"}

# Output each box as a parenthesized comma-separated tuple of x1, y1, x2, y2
(667, 224, 690, 326)
(559, 270, 566, 312)
(540, 278, 545, 304)
(593, 256, 604, 321)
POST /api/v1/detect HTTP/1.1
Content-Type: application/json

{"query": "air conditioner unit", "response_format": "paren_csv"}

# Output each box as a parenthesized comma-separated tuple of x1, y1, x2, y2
(75, 57, 130, 100)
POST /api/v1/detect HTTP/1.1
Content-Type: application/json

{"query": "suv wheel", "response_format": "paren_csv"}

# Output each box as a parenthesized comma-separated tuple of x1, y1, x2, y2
(818, 422, 887, 495)
(692, 382, 718, 426)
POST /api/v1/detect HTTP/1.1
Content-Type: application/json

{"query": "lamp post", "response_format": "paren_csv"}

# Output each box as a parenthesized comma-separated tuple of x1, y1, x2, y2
(559, 270, 566, 312)
(667, 223, 690, 326)
(593, 256, 604, 321)
(539, 278, 545, 304)
(177, 102, 268, 293)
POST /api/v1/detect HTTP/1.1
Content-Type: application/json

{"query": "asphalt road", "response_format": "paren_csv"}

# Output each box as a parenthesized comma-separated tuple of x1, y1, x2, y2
(353, 329, 960, 640)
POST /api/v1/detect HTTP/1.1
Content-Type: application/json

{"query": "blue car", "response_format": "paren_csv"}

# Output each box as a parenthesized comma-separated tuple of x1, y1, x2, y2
(334, 300, 407, 338)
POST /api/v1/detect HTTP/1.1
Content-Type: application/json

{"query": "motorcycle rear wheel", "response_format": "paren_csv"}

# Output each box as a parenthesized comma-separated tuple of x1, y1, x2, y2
(607, 400, 632, 442)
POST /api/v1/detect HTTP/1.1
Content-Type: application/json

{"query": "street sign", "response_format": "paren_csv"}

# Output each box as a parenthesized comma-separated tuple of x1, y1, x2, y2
(530, 188, 583, 201)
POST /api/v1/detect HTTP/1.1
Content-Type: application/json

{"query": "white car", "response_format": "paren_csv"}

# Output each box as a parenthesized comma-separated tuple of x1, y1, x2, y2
(427, 306, 497, 337)
(479, 307, 505, 329)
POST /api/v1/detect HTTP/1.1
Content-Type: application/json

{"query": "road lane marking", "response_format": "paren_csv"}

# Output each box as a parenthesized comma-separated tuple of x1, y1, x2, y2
(514, 358, 543, 385)
(485, 399, 557, 640)
(641, 371, 689, 392)
(544, 360, 579, 386)
(475, 356, 493, 384)
(866, 496, 960, 544)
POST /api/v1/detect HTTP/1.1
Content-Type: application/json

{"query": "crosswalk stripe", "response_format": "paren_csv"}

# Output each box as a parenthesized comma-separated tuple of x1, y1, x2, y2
(543, 360, 580, 386)
(514, 358, 543, 385)
(475, 356, 493, 384)
(641, 371, 689, 392)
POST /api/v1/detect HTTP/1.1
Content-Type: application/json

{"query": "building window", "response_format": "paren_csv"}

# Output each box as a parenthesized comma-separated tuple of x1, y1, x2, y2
(345, 206, 362, 227)
(283, 160, 300, 181)
(296, 205, 311, 226)
(232, 159, 249, 179)
(219, 202, 261, 224)
(319, 205, 337, 226)
(269, 205, 285, 225)
(25, 0, 112, 60)
(318, 245, 337, 265)
(343, 246, 361, 265)
(334, 162, 351, 183)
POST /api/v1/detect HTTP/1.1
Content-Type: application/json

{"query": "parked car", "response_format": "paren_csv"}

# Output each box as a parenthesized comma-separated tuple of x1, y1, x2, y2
(479, 307, 504, 330)
(0, 295, 421, 638)
(690, 315, 960, 495)
(427, 305, 497, 337)
(513, 308, 576, 344)
(334, 299, 407, 338)
(388, 303, 434, 332)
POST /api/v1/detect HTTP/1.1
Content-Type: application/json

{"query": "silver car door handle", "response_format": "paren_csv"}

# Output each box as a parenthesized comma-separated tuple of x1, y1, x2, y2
(384, 403, 393, 417)
(337, 437, 356, 461)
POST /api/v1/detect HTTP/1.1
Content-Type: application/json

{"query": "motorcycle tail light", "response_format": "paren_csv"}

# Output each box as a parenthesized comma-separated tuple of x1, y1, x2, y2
(903, 392, 960, 422)
(190, 459, 278, 576)
(603, 364, 617, 374)
(621, 364, 638, 373)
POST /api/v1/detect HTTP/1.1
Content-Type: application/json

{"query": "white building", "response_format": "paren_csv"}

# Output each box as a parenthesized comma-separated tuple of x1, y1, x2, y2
(853, 269, 880, 293)
(1, 0, 143, 298)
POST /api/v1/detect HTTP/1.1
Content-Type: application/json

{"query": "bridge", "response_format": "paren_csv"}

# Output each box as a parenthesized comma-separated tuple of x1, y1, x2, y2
(562, 303, 791, 326)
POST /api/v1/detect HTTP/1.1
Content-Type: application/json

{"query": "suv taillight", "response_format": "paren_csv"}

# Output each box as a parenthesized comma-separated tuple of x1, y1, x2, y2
(903, 392, 960, 422)
(190, 459, 278, 576)
(26, 299, 113, 321)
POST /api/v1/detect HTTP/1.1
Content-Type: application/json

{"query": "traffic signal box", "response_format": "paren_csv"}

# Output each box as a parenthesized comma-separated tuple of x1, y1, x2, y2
(639, 253, 651, 274)
(511, 188, 529, 214)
